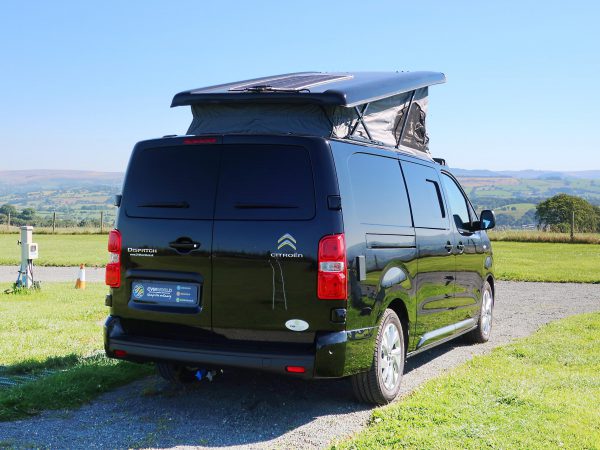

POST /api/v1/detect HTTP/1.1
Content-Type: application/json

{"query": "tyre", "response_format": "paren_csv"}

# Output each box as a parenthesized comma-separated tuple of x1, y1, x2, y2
(468, 281, 494, 343)
(351, 309, 405, 405)
(156, 362, 197, 384)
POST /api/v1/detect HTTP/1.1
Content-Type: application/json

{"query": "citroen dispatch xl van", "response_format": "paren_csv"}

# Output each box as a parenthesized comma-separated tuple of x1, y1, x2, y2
(104, 72, 496, 405)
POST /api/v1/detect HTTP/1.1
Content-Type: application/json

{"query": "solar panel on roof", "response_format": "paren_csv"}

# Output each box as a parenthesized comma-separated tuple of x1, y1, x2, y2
(229, 74, 352, 91)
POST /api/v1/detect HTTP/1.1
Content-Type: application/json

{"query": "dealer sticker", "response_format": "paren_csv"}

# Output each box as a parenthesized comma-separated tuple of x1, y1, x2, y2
(131, 280, 199, 306)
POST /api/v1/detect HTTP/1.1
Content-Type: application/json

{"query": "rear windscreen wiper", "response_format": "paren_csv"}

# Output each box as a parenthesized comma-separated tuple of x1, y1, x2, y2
(234, 202, 299, 209)
(138, 201, 190, 209)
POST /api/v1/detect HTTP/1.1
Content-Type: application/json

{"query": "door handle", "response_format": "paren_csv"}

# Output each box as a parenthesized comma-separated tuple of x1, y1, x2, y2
(444, 241, 453, 253)
(169, 238, 201, 253)
(456, 242, 465, 254)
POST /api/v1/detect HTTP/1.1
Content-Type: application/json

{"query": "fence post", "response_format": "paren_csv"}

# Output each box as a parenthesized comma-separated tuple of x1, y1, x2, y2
(100, 211, 104, 233)
(570, 210, 575, 241)
(52, 211, 56, 234)
(7, 212, 10, 230)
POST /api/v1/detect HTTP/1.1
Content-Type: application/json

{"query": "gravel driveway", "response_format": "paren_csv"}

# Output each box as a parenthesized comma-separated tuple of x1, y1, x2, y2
(1, 281, 598, 449)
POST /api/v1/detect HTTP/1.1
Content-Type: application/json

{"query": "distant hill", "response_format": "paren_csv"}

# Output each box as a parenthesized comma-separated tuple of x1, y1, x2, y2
(1, 168, 599, 227)
(3, 168, 599, 189)
(0, 170, 123, 194)
(0, 170, 124, 223)
(449, 168, 600, 180)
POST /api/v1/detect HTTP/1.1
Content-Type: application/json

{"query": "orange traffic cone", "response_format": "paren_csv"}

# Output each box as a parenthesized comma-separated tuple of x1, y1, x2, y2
(75, 264, 86, 290)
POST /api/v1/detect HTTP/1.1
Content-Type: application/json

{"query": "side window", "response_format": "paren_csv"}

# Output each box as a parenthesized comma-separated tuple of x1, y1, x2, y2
(402, 161, 448, 229)
(441, 173, 471, 231)
(347, 153, 412, 227)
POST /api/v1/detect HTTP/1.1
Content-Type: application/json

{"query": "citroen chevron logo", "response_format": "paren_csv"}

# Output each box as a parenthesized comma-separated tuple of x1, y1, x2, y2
(277, 233, 297, 251)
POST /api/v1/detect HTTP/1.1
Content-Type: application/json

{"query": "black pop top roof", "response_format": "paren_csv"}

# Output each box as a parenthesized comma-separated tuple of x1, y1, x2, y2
(171, 71, 446, 108)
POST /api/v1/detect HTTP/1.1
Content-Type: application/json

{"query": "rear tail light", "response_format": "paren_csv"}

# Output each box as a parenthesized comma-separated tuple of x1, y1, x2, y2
(105, 229, 122, 288)
(285, 366, 306, 373)
(113, 349, 127, 358)
(317, 233, 347, 300)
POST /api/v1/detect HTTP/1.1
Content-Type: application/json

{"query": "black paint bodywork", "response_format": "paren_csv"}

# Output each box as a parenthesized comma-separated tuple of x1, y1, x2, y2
(104, 134, 494, 378)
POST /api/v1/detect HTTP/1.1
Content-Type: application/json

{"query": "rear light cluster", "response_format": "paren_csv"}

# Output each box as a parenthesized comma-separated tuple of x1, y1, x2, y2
(317, 233, 347, 300)
(105, 229, 122, 288)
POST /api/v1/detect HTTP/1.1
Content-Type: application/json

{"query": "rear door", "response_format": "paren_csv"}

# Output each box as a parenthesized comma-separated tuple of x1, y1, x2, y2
(211, 137, 342, 344)
(114, 141, 219, 335)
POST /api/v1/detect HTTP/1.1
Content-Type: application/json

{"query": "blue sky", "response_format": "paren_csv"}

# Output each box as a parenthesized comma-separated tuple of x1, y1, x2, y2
(1, 1, 599, 172)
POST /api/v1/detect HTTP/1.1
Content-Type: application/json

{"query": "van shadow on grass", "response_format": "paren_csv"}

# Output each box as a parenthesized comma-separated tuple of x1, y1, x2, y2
(0, 354, 81, 391)
(0, 354, 152, 422)
(1, 354, 80, 376)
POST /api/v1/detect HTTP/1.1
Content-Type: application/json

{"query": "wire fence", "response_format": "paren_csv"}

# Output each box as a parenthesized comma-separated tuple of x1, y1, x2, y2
(0, 210, 116, 234)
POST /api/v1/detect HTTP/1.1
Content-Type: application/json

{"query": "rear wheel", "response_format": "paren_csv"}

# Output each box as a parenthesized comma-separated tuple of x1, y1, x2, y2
(468, 281, 494, 343)
(156, 362, 197, 384)
(351, 309, 405, 405)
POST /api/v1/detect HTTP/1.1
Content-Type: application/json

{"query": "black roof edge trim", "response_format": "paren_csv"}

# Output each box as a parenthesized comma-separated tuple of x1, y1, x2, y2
(171, 92, 347, 108)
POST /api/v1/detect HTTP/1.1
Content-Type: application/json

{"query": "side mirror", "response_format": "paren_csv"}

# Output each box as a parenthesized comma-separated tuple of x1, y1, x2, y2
(478, 210, 496, 230)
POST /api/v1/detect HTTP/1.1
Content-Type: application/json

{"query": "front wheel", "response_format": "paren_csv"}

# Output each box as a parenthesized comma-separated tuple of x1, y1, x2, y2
(351, 309, 405, 405)
(468, 281, 494, 343)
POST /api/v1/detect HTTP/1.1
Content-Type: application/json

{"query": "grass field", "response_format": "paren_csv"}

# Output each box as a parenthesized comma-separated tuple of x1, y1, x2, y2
(493, 202, 536, 219)
(333, 312, 600, 450)
(0, 283, 152, 421)
(458, 176, 600, 203)
(492, 241, 600, 283)
(0, 233, 107, 267)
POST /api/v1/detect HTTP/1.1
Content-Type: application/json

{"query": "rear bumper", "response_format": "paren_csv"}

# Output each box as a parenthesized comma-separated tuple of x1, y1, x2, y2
(104, 316, 348, 378)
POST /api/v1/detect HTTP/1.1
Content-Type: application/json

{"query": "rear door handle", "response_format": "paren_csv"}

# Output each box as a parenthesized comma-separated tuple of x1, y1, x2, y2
(456, 242, 465, 253)
(444, 241, 453, 253)
(169, 239, 201, 253)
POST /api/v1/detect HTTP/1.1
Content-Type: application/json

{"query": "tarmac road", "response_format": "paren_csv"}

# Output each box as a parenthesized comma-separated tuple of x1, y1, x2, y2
(1, 281, 599, 449)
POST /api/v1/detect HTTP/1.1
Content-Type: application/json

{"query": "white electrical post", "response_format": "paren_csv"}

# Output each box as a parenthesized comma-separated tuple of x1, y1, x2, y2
(17, 226, 38, 288)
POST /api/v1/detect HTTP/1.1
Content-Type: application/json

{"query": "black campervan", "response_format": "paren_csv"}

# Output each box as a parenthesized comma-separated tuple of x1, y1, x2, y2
(104, 72, 496, 404)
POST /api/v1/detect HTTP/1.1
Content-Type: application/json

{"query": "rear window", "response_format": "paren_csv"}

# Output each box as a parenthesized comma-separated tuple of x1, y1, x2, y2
(215, 145, 315, 220)
(123, 145, 221, 220)
(123, 144, 315, 221)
